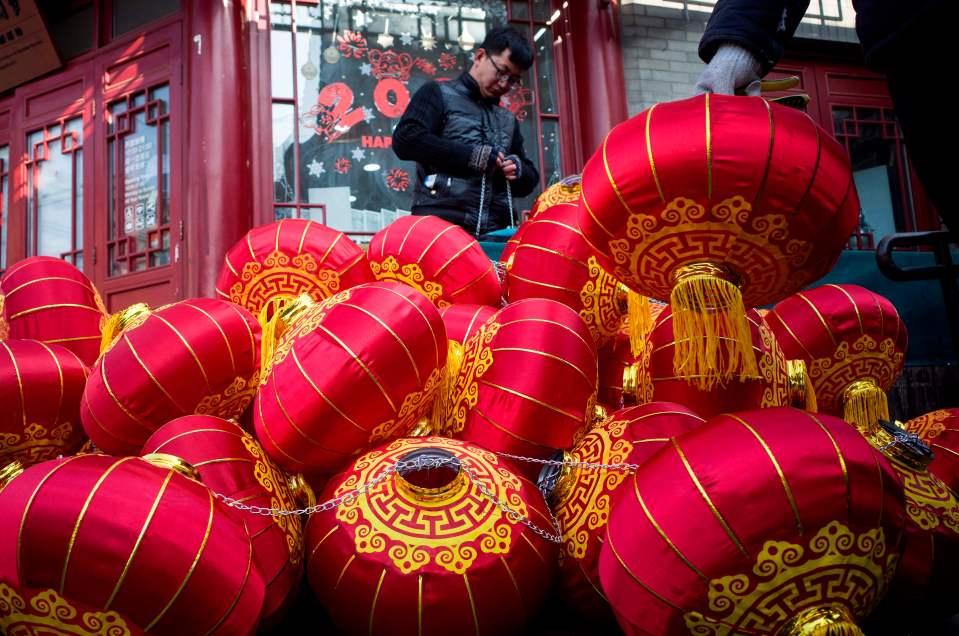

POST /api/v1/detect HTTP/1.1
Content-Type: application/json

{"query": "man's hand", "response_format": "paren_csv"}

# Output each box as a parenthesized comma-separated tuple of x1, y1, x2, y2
(497, 152, 520, 181)
(694, 43, 762, 96)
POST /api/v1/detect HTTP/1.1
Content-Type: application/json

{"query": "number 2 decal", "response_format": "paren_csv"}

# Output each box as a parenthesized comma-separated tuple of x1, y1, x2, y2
(305, 79, 413, 142)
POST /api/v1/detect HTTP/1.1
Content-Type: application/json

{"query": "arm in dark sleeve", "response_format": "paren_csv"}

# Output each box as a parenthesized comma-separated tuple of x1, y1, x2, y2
(505, 123, 539, 198)
(699, 0, 811, 74)
(392, 82, 495, 176)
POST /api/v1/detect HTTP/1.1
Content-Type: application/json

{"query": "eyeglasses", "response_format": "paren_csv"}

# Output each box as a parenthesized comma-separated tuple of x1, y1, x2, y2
(487, 55, 522, 87)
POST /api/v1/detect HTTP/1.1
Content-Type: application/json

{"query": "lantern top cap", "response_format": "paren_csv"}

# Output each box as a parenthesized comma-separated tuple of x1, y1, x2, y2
(394, 447, 467, 503)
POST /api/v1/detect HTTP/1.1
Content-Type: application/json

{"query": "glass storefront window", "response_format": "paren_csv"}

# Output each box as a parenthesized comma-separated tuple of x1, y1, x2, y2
(113, 0, 180, 38)
(106, 84, 172, 276)
(270, 0, 561, 236)
(25, 119, 84, 267)
(833, 105, 913, 247)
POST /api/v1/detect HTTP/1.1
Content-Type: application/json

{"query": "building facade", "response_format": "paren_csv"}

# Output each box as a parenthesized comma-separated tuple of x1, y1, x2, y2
(0, 1, 947, 373)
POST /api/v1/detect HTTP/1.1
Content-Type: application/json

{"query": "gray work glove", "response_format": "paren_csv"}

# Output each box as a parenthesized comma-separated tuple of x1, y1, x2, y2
(694, 43, 762, 96)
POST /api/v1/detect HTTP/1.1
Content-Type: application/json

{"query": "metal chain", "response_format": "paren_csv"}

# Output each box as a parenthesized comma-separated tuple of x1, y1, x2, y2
(460, 461, 563, 543)
(494, 450, 639, 474)
(211, 453, 615, 543)
(475, 173, 487, 236)
(506, 179, 515, 228)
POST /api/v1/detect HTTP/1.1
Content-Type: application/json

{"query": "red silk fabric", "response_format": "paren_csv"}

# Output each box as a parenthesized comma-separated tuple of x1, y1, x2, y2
(597, 329, 636, 411)
(438, 303, 496, 346)
(0, 454, 264, 635)
(1, 340, 88, 468)
(505, 203, 625, 346)
(905, 409, 959, 497)
(304, 436, 556, 635)
(215, 218, 373, 317)
(448, 298, 598, 468)
(598, 407, 905, 635)
(0, 583, 144, 635)
(80, 298, 262, 455)
(577, 95, 859, 306)
(640, 308, 789, 418)
(367, 215, 501, 308)
(765, 284, 907, 416)
(0, 257, 106, 366)
(555, 403, 704, 623)
(141, 415, 304, 625)
(255, 281, 447, 475)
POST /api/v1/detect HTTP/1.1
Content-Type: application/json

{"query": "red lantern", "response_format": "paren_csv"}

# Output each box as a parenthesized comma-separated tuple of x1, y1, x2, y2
(0, 584, 143, 635)
(904, 409, 959, 495)
(439, 304, 496, 347)
(0, 454, 265, 634)
(599, 407, 905, 635)
(529, 174, 582, 219)
(215, 218, 374, 319)
(141, 415, 311, 625)
(545, 403, 704, 622)
(255, 281, 447, 475)
(81, 298, 262, 455)
(0, 257, 107, 366)
(367, 215, 501, 308)
(638, 307, 791, 418)
(435, 298, 598, 467)
(505, 202, 630, 347)
(766, 284, 907, 432)
(579, 95, 859, 390)
(305, 436, 557, 635)
(866, 426, 959, 628)
(1, 340, 88, 468)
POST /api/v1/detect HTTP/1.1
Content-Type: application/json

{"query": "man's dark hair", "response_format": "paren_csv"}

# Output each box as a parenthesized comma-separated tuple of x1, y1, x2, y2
(480, 26, 533, 71)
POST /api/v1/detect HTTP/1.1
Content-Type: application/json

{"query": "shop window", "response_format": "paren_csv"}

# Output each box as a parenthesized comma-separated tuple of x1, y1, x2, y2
(25, 118, 84, 267)
(833, 106, 914, 248)
(269, 0, 559, 238)
(106, 84, 171, 276)
(37, 0, 94, 60)
(113, 0, 181, 38)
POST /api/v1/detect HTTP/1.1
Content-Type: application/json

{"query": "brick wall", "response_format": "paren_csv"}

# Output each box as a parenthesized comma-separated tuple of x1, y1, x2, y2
(619, 0, 859, 116)
(620, 2, 708, 115)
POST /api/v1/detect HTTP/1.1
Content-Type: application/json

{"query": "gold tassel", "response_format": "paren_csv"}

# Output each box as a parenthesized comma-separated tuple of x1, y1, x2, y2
(808, 624, 865, 636)
(258, 294, 314, 379)
(668, 262, 757, 391)
(409, 416, 432, 437)
(842, 379, 889, 438)
(99, 302, 151, 356)
(430, 340, 465, 436)
(781, 606, 864, 636)
(787, 359, 818, 413)
(625, 287, 652, 358)
(0, 461, 24, 491)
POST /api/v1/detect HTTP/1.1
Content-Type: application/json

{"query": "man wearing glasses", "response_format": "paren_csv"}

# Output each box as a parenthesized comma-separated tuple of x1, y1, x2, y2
(393, 26, 539, 237)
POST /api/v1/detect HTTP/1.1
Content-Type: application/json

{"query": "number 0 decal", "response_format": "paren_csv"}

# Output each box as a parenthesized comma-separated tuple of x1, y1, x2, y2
(373, 78, 410, 119)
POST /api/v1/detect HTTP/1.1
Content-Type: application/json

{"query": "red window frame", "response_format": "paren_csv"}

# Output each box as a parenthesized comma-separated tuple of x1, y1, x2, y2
(765, 58, 938, 248)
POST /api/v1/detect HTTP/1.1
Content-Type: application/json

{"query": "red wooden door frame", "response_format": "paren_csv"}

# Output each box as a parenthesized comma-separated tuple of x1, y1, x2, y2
(92, 21, 184, 309)
(5, 63, 96, 275)
(768, 57, 937, 234)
